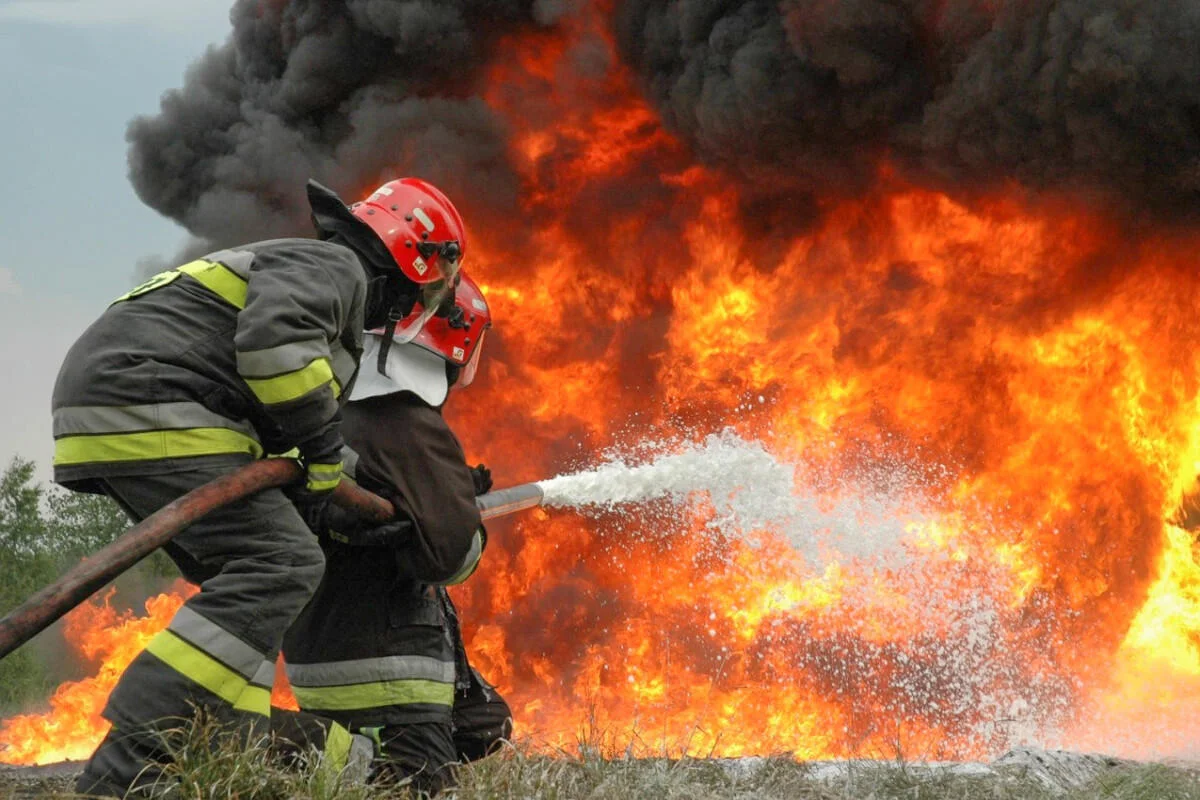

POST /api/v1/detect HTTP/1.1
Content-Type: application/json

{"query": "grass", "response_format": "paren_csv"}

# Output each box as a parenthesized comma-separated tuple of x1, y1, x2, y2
(1, 718, 1198, 800)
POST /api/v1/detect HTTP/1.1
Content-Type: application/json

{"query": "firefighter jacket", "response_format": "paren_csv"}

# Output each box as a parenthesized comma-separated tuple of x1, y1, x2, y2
(51, 239, 367, 491)
(283, 389, 485, 728)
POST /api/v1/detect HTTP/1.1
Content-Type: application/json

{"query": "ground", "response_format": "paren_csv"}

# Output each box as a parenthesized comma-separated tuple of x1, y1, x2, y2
(2, 746, 1199, 799)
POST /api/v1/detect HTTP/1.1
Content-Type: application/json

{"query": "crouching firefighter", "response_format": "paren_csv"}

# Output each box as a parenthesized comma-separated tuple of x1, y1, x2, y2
(52, 177, 467, 797)
(275, 272, 511, 794)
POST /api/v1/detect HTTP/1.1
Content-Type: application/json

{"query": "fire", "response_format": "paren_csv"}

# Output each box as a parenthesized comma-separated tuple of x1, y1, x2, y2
(445, 7, 1200, 762)
(0, 583, 196, 765)
(0, 583, 300, 766)
(4, 0, 1200, 769)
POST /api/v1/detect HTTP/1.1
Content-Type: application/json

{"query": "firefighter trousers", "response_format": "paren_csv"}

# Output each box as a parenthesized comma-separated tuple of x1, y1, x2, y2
(74, 463, 326, 797)
(270, 666, 512, 795)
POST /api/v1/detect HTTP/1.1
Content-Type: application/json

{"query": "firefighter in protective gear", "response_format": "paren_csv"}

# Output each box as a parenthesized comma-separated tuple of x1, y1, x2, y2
(52, 177, 467, 797)
(277, 273, 510, 794)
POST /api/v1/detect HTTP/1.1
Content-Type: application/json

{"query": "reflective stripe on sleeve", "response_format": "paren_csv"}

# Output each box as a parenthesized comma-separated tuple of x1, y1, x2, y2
(54, 428, 263, 466)
(144, 631, 265, 716)
(243, 357, 336, 406)
(237, 339, 330, 379)
(305, 461, 342, 493)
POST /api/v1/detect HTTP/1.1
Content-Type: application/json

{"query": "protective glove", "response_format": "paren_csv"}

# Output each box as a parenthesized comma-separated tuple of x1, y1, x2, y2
(470, 463, 493, 496)
(289, 425, 345, 532)
(320, 488, 414, 547)
(299, 426, 345, 495)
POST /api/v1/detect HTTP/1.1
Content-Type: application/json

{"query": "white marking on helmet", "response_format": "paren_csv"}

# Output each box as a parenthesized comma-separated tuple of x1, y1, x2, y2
(412, 207, 435, 232)
(412, 256, 429, 276)
(453, 346, 466, 361)
(472, 298, 487, 312)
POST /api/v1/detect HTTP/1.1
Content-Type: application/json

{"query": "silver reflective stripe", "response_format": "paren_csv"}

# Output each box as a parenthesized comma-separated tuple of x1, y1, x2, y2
(341, 446, 360, 481)
(330, 343, 358, 389)
(53, 402, 257, 438)
(286, 655, 455, 688)
(250, 660, 276, 688)
(237, 339, 329, 378)
(206, 248, 255, 279)
(168, 607, 266, 680)
(443, 530, 484, 585)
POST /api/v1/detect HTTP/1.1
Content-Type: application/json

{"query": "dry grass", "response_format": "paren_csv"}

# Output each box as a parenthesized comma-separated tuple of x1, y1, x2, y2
(1, 719, 1197, 800)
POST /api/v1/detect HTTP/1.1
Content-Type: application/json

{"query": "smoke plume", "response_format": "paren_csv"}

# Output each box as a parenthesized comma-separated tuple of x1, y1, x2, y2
(614, 0, 1200, 215)
(127, 0, 552, 249)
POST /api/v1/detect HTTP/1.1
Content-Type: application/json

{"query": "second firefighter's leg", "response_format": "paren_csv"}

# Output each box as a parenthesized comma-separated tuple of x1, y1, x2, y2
(452, 668, 513, 762)
(75, 466, 325, 797)
(374, 721, 458, 796)
(270, 708, 376, 781)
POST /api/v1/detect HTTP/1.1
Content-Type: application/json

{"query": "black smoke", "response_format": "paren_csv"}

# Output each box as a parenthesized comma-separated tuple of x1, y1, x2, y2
(615, 0, 1200, 215)
(127, 0, 557, 250)
(130, 0, 1200, 256)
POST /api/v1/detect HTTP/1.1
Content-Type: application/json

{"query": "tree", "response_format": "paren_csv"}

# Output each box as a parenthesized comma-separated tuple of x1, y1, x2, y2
(0, 458, 57, 709)
(0, 457, 173, 713)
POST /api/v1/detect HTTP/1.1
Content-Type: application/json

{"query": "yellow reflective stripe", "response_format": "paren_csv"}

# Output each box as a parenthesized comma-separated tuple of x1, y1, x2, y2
(293, 679, 454, 712)
(443, 557, 481, 586)
(54, 428, 263, 466)
(307, 477, 341, 492)
(232, 685, 271, 716)
(323, 722, 352, 774)
(145, 631, 264, 715)
(112, 270, 182, 303)
(177, 260, 249, 309)
(306, 462, 342, 492)
(442, 530, 484, 586)
(244, 357, 335, 405)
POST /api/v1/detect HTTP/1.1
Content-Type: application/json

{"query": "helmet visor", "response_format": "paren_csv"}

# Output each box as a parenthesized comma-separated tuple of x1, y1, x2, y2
(459, 329, 487, 388)
(389, 277, 456, 344)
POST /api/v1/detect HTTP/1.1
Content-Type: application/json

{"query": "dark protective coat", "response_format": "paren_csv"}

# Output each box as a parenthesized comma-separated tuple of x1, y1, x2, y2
(282, 391, 486, 729)
(60, 235, 371, 798)
(52, 238, 366, 490)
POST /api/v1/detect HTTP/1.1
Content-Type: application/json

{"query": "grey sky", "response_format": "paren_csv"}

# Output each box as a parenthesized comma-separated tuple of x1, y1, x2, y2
(0, 1, 233, 477)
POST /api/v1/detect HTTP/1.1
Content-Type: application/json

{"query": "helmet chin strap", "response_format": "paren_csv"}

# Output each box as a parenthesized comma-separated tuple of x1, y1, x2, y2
(376, 316, 399, 377)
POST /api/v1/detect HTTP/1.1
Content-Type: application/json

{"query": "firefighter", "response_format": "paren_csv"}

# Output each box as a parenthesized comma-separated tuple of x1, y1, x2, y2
(277, 272, 511, 794)
(52, 177, 467, 797)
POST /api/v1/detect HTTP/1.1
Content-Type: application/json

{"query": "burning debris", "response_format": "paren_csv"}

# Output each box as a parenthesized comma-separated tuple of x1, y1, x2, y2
(5, 0, 1200, 772)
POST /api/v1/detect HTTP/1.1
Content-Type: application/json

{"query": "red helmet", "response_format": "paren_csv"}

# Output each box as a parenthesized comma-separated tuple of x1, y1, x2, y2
(404, 272, 492, 389)
(353, 178, 466, 342)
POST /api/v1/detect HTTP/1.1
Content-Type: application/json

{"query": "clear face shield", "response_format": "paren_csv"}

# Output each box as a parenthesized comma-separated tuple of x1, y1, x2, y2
(389, 240, 463, 344)
(458, 329, 487, 389)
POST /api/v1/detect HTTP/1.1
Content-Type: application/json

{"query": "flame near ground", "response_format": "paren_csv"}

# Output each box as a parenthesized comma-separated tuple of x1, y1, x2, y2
(3, 2, 1200, 769)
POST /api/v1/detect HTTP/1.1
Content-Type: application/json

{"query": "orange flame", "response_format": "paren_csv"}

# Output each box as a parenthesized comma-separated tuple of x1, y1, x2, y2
(0, 583, 195, 765)
(0, 583, 299, 766)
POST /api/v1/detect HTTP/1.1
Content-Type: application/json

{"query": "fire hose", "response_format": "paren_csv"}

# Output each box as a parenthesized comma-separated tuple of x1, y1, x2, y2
(0, 459, 545, 661)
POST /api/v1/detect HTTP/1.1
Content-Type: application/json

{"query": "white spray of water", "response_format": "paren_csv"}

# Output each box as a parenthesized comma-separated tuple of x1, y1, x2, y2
(536, 429, 928, 560)
(532, 429, 1079, 753)
(538, 431, 797, 533)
